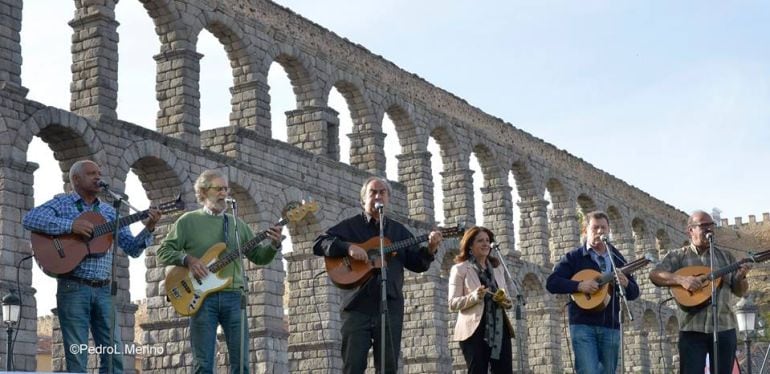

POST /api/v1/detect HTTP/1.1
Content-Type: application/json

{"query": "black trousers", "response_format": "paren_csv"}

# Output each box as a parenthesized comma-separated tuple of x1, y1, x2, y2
(459, 318, 513, 374)
(341, 305, 404, 374)
(679, 329, 737, 374)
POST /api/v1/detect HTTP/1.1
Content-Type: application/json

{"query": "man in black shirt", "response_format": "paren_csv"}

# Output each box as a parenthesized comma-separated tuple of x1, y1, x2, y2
(314, 176, 443, 374)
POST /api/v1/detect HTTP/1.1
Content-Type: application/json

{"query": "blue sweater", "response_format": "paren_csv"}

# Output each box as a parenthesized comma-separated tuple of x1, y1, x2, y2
(546, 244, 640, 329)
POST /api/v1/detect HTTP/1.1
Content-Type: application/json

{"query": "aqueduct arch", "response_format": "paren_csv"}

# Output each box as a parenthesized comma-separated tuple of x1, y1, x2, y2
(0, 0, 688, 372)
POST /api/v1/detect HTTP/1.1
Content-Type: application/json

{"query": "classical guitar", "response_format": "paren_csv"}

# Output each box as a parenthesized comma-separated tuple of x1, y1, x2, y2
(31, 194, 185, 275)
(670, 249, 770, 311)
(325, 225, 465, 289)
(165, 200, 318, 317)
(570, 253, 654, 312)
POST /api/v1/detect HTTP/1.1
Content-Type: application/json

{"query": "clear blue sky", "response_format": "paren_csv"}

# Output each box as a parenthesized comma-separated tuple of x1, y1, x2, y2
(21, 1, 770, 314)
(274, 0, 770, 221)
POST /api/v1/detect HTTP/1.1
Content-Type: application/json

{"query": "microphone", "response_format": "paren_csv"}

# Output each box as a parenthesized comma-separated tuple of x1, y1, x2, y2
(97, 180, 128, 200)
(225, 197, 237, 204)
(705, 232, 714, 242)
(491, 242, 500, 250)
(600, 235, 610, 243)
(374, 202, 384, 212)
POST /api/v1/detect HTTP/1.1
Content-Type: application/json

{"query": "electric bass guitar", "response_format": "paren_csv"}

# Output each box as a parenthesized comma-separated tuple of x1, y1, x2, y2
(325, 225, 465, 289)
(670, 249, 770, 311)
(571, 253, 654, 312)
(165, 200, 319, 317)
(30, 194, 185, 275)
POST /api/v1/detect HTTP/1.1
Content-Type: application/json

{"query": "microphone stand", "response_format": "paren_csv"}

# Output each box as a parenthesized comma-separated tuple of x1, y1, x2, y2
(377, 204, 389, 374)
(100, 183, 138, 374)
(492, 243, 525, 374)
(708, 233, 719, 374)
(603, 237, 632, 373)
(230, 199, 248, 374)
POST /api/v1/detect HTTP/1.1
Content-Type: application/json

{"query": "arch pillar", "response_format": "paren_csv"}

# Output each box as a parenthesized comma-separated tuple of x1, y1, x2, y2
(349, 129, 386, 176)
(286, 106, 339, 160)
(69, 1, 120, 124)
(0, 0, 27, 96)
(0, 159, 37, 371)
(396, 150, 434, 222)
(517, 199, 550, 267)
(154, 48, 203, 146)
(440, 169, 475, 226)
(480, 184, 515, 253)
(230, 80, 271, 135)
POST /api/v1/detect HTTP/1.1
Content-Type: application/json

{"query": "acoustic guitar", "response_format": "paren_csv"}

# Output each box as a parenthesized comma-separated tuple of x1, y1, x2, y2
(30, 194, 185, 275)
(670, 249, 770, 311)
(165, 200, 318, 317)
(570, 253, 654, 312)
(325, 225, 464, 289)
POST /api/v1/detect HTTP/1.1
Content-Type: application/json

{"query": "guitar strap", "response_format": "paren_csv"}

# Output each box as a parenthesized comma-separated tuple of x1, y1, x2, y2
(223, 214, 230, 248)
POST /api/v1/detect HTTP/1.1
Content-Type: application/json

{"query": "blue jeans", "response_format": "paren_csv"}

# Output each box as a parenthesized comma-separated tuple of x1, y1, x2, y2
(56, 279, 123, 373)
(190, 291, 249, 374)
(570, 324, 620, 374)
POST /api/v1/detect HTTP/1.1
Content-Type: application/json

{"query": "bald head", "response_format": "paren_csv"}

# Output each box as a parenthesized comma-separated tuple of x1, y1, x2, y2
(687, 210, 716, 249)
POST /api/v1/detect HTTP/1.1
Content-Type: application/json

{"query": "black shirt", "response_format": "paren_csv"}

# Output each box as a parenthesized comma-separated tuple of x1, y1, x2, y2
(313, 212, 435, 313)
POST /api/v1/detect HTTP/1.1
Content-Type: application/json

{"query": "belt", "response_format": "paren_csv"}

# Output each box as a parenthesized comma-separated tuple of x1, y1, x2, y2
(61, 276, 111, 288)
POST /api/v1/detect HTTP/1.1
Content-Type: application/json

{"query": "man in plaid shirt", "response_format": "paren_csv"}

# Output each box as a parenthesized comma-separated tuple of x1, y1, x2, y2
(649, 210, 750, 374)
(23, 160, 161, 373)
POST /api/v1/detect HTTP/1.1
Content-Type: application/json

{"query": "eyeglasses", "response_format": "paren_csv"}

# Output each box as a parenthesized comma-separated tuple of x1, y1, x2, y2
(690, 222, 715, 229)
(206, 186, 230, 192)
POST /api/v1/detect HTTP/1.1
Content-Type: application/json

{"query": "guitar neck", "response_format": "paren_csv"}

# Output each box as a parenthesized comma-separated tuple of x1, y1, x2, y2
(208, 221, 284, 273)
(621, 257, 651, 274)
(702, 259, 749, 281)
(92, 209, 149, 238)
(596, 257, 650, 285)
(91, 196, 183, 238)
(382, 234, 430, 256)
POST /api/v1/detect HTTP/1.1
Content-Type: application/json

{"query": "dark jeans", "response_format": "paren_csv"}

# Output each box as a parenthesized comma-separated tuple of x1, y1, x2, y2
(679, 329, 737, 374)
(458, 317, 513, 374)
(190, 291, 249, 374)
(341, 304, 404, 374)
(56, 279, 123, 374)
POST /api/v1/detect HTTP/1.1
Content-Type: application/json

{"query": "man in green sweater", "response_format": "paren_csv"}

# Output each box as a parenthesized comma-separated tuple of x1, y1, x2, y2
(157, 169, 282, 374)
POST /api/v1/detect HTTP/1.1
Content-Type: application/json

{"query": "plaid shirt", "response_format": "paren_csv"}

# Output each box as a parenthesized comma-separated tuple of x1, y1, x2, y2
(23, 192, 153, 280)
(654, 244, 739, 333)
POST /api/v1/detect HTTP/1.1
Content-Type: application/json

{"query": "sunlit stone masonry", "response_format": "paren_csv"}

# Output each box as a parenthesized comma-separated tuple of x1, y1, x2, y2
(0, 0, 689, 372)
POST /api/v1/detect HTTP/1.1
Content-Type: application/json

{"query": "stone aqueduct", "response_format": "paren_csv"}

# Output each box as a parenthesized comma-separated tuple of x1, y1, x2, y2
(0, 0, 692, 372)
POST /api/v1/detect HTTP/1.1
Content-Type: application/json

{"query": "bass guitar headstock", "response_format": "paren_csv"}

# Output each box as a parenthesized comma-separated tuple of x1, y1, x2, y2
(749, 249, 770, 264)
(282, 198, 320, 224)
(155, 194, 185, 214)
(438, 224, 465, 238)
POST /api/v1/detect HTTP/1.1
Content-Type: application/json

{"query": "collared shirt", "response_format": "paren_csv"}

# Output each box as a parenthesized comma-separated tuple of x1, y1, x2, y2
(653, 244, 739, 333)
(585, 245, 612, 273)
(546, 244, 640, 330)
(22, 192, 153, 280)
(202, 205, 224, 216)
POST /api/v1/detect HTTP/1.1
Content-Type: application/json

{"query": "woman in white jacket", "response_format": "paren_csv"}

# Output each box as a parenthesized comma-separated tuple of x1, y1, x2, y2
(448, 226, 515, 374)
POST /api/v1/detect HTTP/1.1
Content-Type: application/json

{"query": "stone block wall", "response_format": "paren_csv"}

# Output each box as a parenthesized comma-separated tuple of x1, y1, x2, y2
(0, 0, 692, 372)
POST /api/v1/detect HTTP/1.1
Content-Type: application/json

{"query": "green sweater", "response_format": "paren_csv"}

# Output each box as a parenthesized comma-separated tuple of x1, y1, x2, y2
(157, 209, 278, 291)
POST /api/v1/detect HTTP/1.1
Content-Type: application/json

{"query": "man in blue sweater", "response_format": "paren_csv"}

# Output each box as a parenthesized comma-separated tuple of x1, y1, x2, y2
(546, 211, 640, 374)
